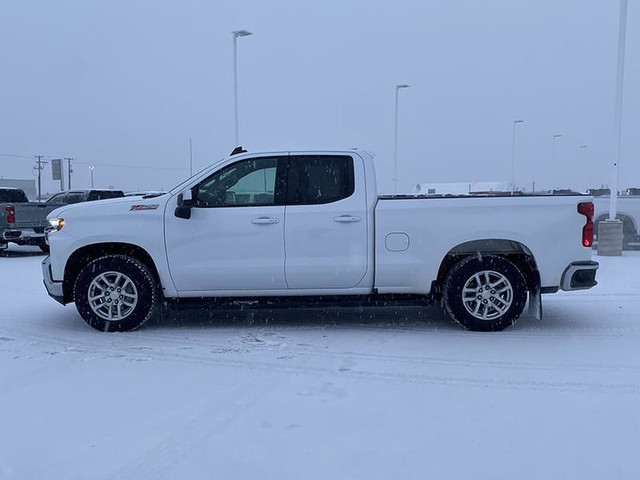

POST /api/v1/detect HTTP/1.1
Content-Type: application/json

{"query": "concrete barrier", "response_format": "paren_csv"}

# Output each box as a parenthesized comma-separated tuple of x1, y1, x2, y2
(597, 220, 623, 256)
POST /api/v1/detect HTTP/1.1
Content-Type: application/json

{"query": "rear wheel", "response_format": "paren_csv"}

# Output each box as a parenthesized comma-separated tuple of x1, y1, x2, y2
(443, 255, 527, 332)
(74, 255, 160, 332)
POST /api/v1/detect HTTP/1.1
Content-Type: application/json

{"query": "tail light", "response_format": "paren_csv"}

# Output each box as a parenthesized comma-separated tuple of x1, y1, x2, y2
(578, 202, 594, 247)
(5, 205, 15, 224)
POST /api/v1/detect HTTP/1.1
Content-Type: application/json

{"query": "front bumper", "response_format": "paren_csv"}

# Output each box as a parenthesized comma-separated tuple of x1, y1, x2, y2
(560, 261, 599, 291)
(42, 256, 65, 305)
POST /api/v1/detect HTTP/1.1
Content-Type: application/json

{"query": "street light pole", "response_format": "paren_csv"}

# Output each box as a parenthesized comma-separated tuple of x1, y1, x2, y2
(511, 120, 524, 193)
(552, 134, 563, 186)
(64, 157, 73, 190)
(610, 0, 628, 221)
(393, 84, 410, 194)
(89, 166, 95, 188)
(579, 145, 588, 192)
(232, 29, 253, 147)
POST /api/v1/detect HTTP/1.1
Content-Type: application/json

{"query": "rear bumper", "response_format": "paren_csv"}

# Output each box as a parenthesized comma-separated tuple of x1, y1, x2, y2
(42, 256, 65, 305)
(2, 228, 45, 244)
(560, 261, 599, 291)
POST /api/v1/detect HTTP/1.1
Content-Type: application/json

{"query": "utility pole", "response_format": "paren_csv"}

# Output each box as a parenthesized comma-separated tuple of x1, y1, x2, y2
(64, 158, 73, 190)
(34, 155, 47, 202)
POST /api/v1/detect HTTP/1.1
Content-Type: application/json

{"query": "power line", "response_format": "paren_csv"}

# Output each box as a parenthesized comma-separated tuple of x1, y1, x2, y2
(0, 153, 36, 159)
(1, 153, 187, 171)
(72, 160, 186, 171)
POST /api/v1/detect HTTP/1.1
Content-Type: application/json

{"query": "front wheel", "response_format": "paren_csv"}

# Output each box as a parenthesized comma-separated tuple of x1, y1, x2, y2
(74, 255, 161, 332)
(443, 255, 528, 332)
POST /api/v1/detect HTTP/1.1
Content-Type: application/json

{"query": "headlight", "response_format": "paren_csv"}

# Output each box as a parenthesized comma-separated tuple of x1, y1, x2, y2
(48, 218, 65, 232)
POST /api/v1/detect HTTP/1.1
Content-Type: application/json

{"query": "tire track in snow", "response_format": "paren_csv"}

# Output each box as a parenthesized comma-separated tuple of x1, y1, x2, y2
(136, 329, 640, 375)
(2, 325, 639, 396)
(7, 323, 640, 376)
(107, 372, 282, 480)
(0, 359, 62, 400)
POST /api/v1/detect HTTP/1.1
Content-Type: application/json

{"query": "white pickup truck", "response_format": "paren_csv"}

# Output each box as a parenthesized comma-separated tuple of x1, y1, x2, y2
(42, 149, 598, 332)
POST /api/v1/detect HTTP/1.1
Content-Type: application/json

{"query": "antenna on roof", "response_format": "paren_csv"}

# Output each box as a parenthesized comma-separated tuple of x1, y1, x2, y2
(230, 146, 247, 156)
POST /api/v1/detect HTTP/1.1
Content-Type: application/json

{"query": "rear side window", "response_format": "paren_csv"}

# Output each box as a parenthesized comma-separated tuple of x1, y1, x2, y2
(66, 193, 86, 204)
(88, 191, 125, 201)
(0, 189, 29, 203)
(287, 155, 354, 205)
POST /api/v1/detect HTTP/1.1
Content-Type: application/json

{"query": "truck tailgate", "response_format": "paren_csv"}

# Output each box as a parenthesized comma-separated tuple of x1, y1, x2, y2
(12, 203, 58, 229)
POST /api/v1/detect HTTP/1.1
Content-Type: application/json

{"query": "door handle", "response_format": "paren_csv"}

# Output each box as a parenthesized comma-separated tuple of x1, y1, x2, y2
(251, 217, 280, 225)
(333, 215, 361, 223)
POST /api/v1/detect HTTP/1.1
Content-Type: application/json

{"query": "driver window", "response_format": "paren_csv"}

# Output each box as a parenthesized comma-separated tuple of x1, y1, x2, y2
(195, 157, 279, 207)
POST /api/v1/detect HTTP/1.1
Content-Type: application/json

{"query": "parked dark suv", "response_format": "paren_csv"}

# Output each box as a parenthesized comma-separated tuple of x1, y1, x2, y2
(45, 189, 125, 206)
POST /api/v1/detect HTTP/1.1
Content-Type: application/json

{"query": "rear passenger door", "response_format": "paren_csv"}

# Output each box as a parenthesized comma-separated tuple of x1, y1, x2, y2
(284, 154, 368, 289)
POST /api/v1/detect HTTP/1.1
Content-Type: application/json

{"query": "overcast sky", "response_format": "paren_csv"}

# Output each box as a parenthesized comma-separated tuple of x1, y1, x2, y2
(1, 0, 638, 196)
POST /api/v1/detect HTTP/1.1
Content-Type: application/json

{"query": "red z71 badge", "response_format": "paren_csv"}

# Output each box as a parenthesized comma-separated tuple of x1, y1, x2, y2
(130, 204, 159, 211)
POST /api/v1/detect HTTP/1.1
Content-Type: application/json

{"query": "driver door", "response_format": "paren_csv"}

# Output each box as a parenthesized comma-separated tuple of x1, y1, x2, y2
(165, 155, 288, 293)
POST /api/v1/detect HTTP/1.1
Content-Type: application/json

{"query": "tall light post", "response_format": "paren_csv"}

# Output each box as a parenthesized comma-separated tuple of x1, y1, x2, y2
(579, 145, 588, 192)
(393, 84, 410, 194)
(89, 166, 95, 188)
(610, 0, 628, 221)
(552, 134, 563, 173)
(64, 157, 73, 189)
(511, 120, 524, 193)
(232, 29, 253, 147)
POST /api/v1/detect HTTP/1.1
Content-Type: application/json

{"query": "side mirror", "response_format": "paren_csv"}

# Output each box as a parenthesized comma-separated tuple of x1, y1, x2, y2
(174, 191, 194, 219)
(181, 189, 193, 203)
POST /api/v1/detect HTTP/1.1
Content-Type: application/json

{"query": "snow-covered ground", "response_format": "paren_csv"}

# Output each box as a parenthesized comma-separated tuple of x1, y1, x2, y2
(1, 245, 639, 480)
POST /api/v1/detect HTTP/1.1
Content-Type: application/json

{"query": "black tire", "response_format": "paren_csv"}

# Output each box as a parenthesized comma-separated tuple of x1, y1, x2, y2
(74, 255, 160, 332)
(443, 255, 527, 332)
